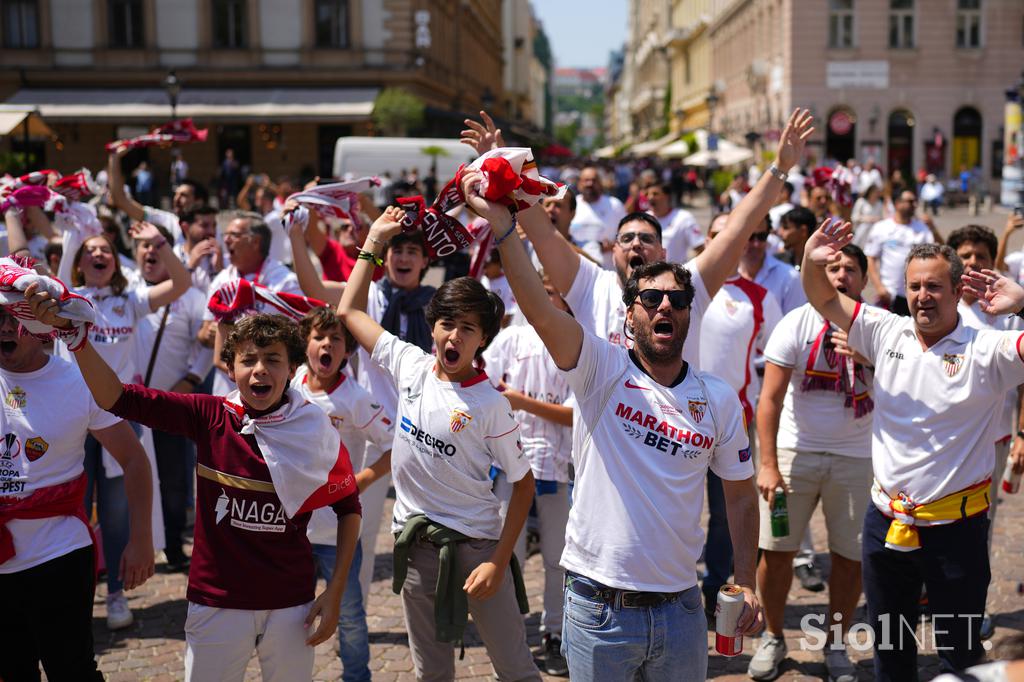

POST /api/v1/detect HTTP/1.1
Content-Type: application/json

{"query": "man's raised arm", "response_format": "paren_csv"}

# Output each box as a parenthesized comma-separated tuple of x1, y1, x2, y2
(800, 219, 859, 332)
(693, 109, 814, 297)
(107, 149, 147, 223)
(462, 173, 583, 371)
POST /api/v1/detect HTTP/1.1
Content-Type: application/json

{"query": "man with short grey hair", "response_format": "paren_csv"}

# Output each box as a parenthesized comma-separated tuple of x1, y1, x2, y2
(802, 223, 1024, 680)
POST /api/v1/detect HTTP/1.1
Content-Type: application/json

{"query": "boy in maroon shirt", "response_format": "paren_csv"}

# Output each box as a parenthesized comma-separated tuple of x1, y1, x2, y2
(26, 296, 361, 682)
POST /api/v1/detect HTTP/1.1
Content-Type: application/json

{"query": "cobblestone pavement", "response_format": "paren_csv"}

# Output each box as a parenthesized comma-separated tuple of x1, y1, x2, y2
(83, 204, 1024, 681)
(86, 483, 1022, 681)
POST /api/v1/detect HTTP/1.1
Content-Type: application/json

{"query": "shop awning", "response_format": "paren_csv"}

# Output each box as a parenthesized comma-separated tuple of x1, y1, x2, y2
(3, 88, 380, 122)
(0, 107, 55, 137)
(628, 131, 679, 157)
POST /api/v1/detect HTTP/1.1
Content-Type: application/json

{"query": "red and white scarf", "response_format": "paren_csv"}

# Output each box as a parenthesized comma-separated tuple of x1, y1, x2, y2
(0, 185, 67, 216)
(53, 169, 101, 202)
(801, 318, 873, 418)
(286, 177, 378, 231)
(0, 257, 95, 350)
(223, 389, 357, 518)
(398, 147, 565, 260)
(105, 118, 208, 152)
(207, 278, 325, 323)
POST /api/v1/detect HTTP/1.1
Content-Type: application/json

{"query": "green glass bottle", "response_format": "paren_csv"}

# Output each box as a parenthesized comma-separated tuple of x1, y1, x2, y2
(771, 486, 790, 538)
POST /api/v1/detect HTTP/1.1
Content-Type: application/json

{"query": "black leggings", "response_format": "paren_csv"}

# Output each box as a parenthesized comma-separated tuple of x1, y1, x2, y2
(0, 545, 104, 682)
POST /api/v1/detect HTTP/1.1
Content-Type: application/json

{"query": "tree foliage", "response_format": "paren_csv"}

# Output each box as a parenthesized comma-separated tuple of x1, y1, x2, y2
(372, 88, 426, 137)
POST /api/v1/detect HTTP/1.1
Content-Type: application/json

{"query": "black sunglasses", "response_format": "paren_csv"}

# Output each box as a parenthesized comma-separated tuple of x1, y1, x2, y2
(635, 288, 692, 310)
(617, 231, 659, 246)
(749, 231, 770, 242)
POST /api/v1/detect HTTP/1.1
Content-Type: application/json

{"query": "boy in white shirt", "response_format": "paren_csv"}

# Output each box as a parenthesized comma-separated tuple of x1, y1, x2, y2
(294, 306, 395, 682)
(337, 206, 540, 681)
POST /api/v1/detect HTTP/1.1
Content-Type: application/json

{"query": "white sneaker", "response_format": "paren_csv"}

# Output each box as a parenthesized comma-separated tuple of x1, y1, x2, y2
(824, 647, 857, 682)
(106, 590, 133, 630)
(747, 635, 786, 680)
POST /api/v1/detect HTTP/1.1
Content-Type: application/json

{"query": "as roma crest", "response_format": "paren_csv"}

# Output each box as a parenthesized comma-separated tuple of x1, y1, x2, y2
(25, 436, 48, 462)
(450, 409, 473, 433)
(942, 353, 964, 377)
(688, 399, 707, 423)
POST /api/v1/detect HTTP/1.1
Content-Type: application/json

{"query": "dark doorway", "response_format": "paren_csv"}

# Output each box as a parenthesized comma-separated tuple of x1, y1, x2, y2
(952, 106, 982, 175)
(887, 110, 914, 180)
(826, 108, 856, 164)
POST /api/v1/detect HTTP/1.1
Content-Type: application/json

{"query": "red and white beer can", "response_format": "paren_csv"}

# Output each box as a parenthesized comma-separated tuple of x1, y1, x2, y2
(715, 584, 745, 656)
(1002, 457, 1021, 494)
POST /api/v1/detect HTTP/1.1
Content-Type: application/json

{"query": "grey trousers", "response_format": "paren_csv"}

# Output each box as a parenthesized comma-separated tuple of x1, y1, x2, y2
(398, 535, 541, 682)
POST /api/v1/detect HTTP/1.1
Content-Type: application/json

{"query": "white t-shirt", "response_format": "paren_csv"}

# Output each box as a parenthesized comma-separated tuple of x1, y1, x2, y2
(752, 255, 806, 315)
(763, 303, 874, 458)
(561, 332, 751, 591)
(142, 206, 185, 245)
(648, 207, 704, 264)
(569, 195, 625, 269)
(481, 274, 518, 320)
(699, 278, 782, 423)
(482, 325, 572, 482)
(857, 168, 884, 196)
(847, 304, 1024, 516)
(0, 356, 121, 574)
(293, 366, 396, 545)
(354, 279, 431, 423)
(563, 255, 712, 367)
(371, 332, 530, 540)
(863, 218, 934, 297)
(64, 284, 152, 383)
(958, 299, 1023, 441)
(1003, 251, 1024, 287)
(135, 286, 213, 392)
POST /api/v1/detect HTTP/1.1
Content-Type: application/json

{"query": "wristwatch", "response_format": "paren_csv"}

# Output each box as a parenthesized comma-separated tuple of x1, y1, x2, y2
(766, 164, 787, 182)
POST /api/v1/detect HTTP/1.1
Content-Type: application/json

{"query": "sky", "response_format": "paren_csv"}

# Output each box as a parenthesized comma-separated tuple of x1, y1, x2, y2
(532, 1, 627, 70)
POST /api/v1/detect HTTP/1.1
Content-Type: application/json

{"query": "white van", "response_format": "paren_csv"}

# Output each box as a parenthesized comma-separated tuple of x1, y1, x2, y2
(332, 137, 476, 181)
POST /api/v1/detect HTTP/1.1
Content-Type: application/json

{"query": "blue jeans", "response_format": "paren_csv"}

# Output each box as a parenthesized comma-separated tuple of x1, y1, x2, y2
(561, 573, 707, 681)
(702, 471, 733, 605)
(83, 433, 130, 593)
(312, 540, 370, 682)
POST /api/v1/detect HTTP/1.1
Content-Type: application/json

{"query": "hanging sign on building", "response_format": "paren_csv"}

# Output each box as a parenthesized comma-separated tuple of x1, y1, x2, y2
(826, 61, 889, 89)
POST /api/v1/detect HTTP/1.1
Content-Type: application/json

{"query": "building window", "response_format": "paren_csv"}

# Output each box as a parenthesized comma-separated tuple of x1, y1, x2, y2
(212, 0, 246, 48)
(109, 0, 143, 48)
(828, 0, 855, 49)
(956, 0, 982, 48)
(889, 0, 914, 49)
(315, 0, 349, 48)
(1, 0, 39, 48)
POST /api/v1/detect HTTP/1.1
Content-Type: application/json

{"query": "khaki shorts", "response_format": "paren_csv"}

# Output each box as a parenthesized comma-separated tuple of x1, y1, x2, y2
(758, 448, 873, 561)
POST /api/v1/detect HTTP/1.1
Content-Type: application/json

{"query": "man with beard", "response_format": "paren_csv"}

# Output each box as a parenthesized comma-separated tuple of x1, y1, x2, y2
(461, 171, 763, 680)
(134, 225, 213, 571)
(568, 166, 625, 269)
(510, 109, 815, 364)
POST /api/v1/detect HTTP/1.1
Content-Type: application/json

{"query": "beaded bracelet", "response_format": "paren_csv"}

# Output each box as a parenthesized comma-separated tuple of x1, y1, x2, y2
(357, 249, 384, 267)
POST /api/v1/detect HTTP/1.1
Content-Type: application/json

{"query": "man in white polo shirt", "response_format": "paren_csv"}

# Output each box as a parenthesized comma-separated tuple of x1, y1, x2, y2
(802, 221, 1024, 680)
(463, 171, 764, 681)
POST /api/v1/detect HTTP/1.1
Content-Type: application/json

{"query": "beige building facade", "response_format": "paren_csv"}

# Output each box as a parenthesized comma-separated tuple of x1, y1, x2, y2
(709, 0, 1024, 181)
(0, 0, 515, 183)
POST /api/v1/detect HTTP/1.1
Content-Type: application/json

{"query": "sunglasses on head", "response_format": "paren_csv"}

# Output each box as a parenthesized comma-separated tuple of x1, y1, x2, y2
(617, 231, 659, 246)
(634, 288, 692, 310)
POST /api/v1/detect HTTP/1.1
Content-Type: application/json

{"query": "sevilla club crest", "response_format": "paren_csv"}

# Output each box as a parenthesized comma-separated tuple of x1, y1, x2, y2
(942, 353, 964, 377)
(688, 399, 707, 423)
(450, 409, 473, 433)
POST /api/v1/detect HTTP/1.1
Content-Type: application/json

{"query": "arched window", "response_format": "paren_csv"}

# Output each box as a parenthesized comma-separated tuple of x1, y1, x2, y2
(952, 106, 983, 173)
(887, 109, 915, 179)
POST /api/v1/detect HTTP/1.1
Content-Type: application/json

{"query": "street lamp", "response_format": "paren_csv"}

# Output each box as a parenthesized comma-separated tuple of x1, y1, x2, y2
(705, 90, 720, 209)
(163, 70, 181, 121)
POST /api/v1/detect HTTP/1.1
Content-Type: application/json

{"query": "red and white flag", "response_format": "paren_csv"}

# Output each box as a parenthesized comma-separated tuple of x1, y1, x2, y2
(0, 257, 95, 350)
(207, 278, 325, 323)
(53, 169, 101, 202)
(105, 118, 208, 152)
(223, 388, 358, 518)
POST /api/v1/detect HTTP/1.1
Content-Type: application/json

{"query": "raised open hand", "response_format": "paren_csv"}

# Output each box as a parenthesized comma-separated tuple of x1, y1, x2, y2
(460, 111, 506, 155)
(961, 268, 1024, 316)
(805, 218, 853, 267)
(775, 109, 815, 172)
